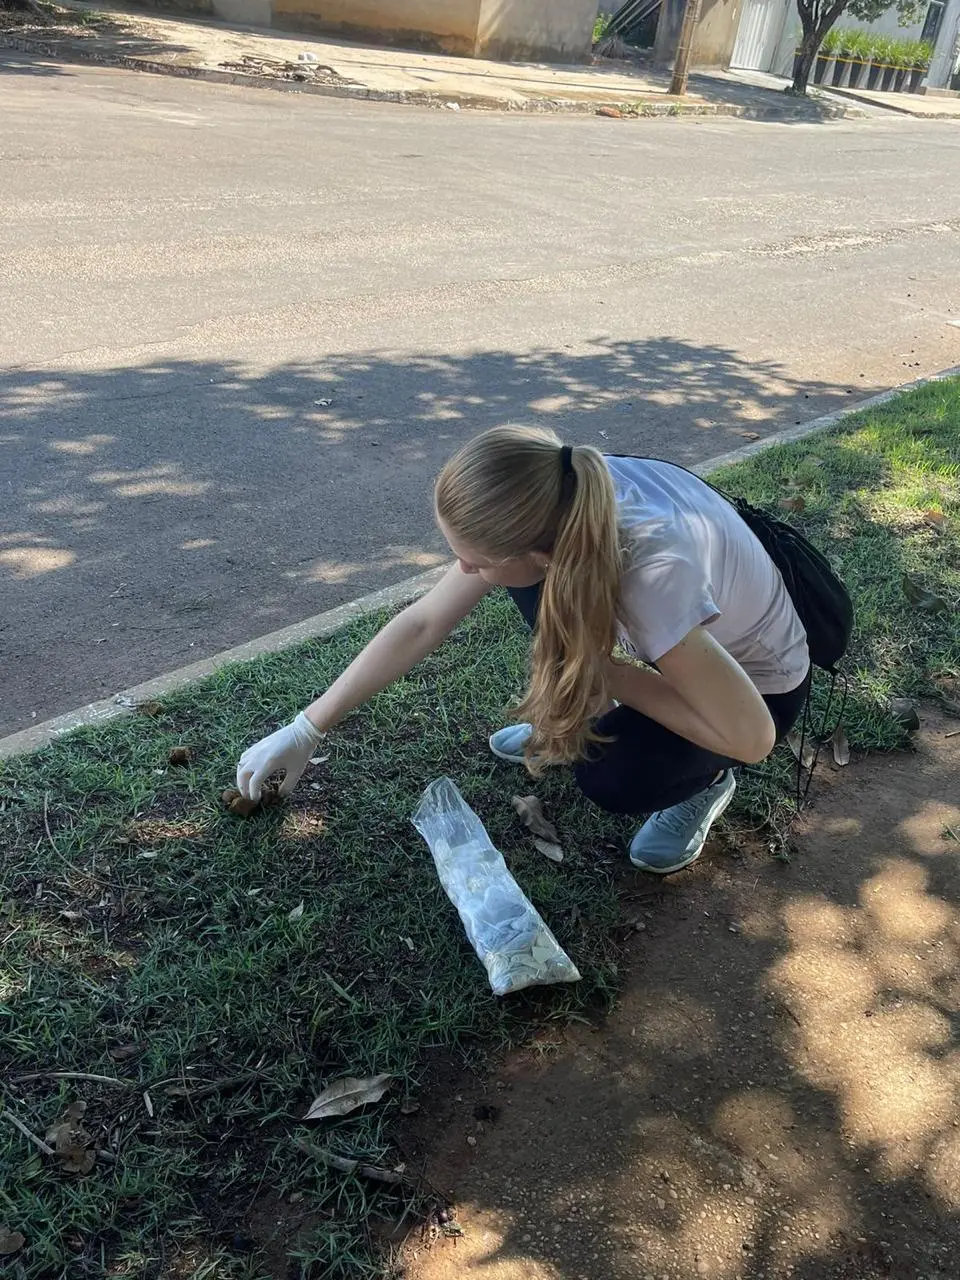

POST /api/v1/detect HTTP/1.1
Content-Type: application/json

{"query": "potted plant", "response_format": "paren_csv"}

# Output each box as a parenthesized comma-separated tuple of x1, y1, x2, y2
(846, 30, 872, 88)
(815, 28, 842, 84)
(907, 39, 933, 92)
(873, 35, 898, 90)
(892, 38, 912, 91)
(865, 34, 886, 89)
(832, 28, 858, 86)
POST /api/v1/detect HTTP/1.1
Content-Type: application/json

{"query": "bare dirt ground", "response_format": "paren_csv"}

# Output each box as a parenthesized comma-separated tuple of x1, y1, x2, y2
(403, 710, 960, 1280)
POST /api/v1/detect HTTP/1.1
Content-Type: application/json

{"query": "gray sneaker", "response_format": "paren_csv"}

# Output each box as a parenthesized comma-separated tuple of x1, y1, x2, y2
(629, 770, 736, 874)
(489, 723, 533, 764)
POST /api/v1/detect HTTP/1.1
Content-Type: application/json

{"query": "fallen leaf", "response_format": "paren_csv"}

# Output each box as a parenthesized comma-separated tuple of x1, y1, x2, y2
(533, 837, 564, 863)
(304, 1073, 394, 1122)
(902, 574, 950, 614)
(778, 494, 806, 514)
(830, 725, 850, 766)
(785, 730, 815, 769)
(137, 701, 163, 717)
(60, 1146, 96, 1175)
(889, 697, 920, 731)
(512, 795, 560, 843)
(59, 909, 84, 923)
(46, 1103, 96, 1176)
(597, 105, 622, 118)
(309, 755, 330, 766)
(167, 746, 191, 766)
(108, 1043, 143, 1062)
(733, 429, 761, 441)
(287, 901, 305, 923)
(922, 509, 946, 529)
(0, 1226, 25, 1256)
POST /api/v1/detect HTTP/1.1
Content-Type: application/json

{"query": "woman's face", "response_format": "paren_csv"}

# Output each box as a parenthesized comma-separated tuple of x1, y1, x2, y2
(438, 520, 549, 589)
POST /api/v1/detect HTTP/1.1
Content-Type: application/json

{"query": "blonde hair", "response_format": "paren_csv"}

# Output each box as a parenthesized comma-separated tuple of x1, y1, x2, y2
(435, 425, 621, 769)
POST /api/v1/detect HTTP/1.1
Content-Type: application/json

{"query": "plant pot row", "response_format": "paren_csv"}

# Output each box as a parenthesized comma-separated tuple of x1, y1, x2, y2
(797, 52, 927, 93)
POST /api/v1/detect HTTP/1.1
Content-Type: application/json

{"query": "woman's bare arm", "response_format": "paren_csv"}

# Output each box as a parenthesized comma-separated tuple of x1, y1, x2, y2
(303, 564, 490, 733)
(604, 627, 777, 764)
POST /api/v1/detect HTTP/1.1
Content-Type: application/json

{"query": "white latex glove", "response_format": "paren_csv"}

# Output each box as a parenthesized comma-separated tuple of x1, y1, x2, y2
(236, 712, 324, 801)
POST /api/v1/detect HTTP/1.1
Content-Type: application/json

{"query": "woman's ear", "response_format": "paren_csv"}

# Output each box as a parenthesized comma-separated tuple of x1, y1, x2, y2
(530, 550, 552, 571)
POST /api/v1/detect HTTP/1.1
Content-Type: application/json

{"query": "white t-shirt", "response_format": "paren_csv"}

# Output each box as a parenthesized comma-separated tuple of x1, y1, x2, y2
(608, 456, 809, 694)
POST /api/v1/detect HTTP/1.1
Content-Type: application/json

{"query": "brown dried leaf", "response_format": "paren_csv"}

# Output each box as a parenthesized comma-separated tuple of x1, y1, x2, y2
(511, 795, 560, 843)
(138, 701, 163, 717)
(830, 725, 850, 767)
(596, 105, 622, 118)
(60, 1145, 96, 1175)
(785, 730, 815, 770)
(532, 837, 564, 863)
(108, 1043, 143, 1062)
(922, 509, 946, 530)
(889, 697, 920, 731)
(902, 574, 950, 614)
(0, 1226, 25, 1256)
(304, 1073, 394, 1122)
(779, 494, 806, 514)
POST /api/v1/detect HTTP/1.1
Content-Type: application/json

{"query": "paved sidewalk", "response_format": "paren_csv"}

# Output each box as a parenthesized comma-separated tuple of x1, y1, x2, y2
(830, 85, 960, 118)
(0, 1, 859, 118)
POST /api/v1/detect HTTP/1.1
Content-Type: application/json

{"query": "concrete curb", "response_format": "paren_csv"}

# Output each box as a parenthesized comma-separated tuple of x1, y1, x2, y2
(2, 365, 957, 761)
(819, 83, 960, 120)
(0, 32, 859, 119)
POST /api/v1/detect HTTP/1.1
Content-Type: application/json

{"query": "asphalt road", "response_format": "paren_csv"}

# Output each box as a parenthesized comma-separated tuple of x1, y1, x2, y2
(2, 52, 959, 736)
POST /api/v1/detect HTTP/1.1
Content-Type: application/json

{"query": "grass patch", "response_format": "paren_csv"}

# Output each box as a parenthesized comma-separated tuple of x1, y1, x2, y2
(2, 378, 958, 1277)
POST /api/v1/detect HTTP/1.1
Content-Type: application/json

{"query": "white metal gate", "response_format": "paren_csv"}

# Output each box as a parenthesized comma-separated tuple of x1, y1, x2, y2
(730, 0, 790, 70)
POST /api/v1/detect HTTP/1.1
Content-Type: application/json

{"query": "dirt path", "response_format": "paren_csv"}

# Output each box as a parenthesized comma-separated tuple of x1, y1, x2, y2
(404, 710, 960, 1280)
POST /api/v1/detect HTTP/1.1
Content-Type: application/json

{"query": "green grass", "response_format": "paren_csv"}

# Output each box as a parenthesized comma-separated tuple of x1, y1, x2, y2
(2, 378, 959, 1278)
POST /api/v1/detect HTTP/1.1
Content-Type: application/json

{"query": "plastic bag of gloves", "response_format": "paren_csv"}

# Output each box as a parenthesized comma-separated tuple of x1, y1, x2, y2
(411, 776, 580, 997)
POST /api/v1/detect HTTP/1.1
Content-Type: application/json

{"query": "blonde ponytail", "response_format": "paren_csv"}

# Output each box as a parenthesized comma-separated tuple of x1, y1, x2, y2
(435, 426, 622, 769)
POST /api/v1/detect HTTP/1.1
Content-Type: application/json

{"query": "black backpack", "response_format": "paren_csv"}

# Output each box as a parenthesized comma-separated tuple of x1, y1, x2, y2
(711, 490, 854, 673)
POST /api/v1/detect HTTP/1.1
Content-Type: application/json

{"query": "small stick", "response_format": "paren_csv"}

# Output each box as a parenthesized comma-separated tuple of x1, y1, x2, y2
(11, 1071, 132, 1087)
(293, 1136, 406, 1185)
(945, 729, 960, 739)
(164, 1072, 259, 1101)
(2, 1109, 56, 1156)
(43, 789, 54, 845)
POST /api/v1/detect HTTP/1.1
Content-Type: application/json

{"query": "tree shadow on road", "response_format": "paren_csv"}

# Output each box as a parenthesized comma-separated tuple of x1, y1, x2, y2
(0, 337, 864, 734)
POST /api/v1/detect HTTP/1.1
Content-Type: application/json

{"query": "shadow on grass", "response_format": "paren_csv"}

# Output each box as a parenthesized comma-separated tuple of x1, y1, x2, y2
(0, 338, 863, 736)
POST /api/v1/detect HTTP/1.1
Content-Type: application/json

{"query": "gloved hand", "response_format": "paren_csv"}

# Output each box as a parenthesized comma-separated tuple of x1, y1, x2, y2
(236, 712, 324, 801)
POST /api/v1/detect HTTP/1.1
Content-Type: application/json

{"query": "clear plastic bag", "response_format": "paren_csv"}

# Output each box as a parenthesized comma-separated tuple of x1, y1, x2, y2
(411, 776, 581, 997)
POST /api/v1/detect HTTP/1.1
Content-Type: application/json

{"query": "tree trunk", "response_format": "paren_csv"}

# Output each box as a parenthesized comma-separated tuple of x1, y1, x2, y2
(791, 27, 821, 93)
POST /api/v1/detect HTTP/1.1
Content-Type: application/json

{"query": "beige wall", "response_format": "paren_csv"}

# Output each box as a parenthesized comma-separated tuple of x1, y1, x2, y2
(691, 0, 742, 65)
(476, 0, 598, 61)
(656, 0, 742, 67)
(269, 0, 483, 54)
(203, 0, 598, 60)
